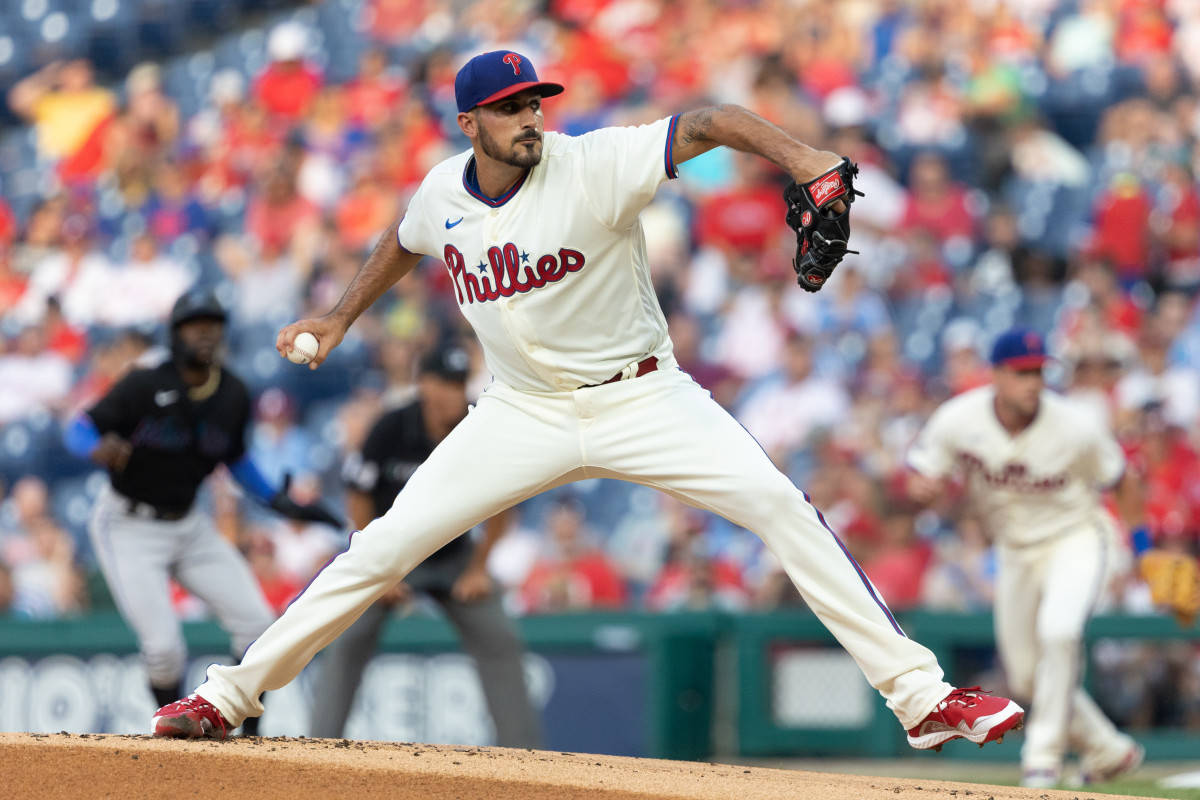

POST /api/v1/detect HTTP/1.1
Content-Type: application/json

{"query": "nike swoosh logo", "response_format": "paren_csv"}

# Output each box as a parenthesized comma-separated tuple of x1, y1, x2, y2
(445, 217, 463, 229)
(154, 390, 179, 407)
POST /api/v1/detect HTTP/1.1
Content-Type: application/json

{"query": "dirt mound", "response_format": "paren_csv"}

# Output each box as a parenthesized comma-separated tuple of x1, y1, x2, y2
(0, 733, 1150, 799)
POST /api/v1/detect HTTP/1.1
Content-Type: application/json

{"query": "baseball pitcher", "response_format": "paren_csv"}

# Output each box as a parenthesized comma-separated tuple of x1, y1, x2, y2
(153, 51, 1023, 750)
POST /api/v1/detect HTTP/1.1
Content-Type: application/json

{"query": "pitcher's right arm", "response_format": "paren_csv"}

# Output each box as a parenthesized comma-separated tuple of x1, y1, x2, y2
(276, 217, 423, 369)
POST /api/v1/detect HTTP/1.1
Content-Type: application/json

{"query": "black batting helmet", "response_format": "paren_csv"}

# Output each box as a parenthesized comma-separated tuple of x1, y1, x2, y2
(169, 287, 227, 367)
(170, 287, 227, 329)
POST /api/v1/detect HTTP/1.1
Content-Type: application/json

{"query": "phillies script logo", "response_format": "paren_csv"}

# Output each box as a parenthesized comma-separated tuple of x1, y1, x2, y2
(955, 452, 1068, 492)
(502, 53, 522, 76)
(807, 172, 846, 207)
(444, 243, 585, 304)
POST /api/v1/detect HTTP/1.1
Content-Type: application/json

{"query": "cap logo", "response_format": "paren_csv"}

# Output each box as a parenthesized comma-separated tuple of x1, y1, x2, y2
(502, 53, 522, 76)
(1024, 332, 1041, 352)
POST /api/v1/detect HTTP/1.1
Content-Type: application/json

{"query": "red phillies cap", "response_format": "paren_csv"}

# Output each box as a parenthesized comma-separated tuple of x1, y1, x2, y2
(454, 50, 564, 113)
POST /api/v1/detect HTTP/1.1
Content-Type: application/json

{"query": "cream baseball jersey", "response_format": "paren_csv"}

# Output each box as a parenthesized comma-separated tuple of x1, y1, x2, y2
(397, 116, 683, 392)
(907, 386, 1125, 547)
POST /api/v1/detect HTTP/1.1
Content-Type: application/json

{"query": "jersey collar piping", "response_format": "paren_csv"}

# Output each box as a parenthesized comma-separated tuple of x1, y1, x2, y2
(462, 155, 529, 207)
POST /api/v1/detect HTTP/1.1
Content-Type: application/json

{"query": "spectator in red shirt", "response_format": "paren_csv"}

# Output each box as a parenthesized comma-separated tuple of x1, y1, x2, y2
(245, 533, 302, 615)
(904, 229, 954, 291)
(900, 152, 977, 245)
(0, 198, 16, 247)
(1124, 407, 1200, 547)
(376, 101, 448, 191)
(1090, 172, 1152, 283)
(246, 166, 320, 257)
(547, 27, 631, 103)
(1155, 162, 1200, 291)
(254, 23, 323, 121)
(693, 155, 783, 255)
(1060, 258, 1144, 340)
(193, 73, 282, 196)
(42, 298, 87, 364)
(344, 48, 406, 130)
(1116, 3, 1173, 64)
(519, 498, 627, 613)
(335, 164, 399, 253)
(647, 537, 749, 612)
(362, 0, 429, 45)
(862, 512, 934, 611)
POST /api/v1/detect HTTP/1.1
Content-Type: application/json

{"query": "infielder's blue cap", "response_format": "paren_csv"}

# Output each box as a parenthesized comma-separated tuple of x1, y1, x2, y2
(455, 50, 564, 113)
(990, 327, 1049, 369)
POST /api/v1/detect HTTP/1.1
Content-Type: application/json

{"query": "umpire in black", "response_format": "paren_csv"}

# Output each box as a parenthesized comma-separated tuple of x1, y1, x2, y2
(65, 287, 340, 735)
(309, 343, 542, 747)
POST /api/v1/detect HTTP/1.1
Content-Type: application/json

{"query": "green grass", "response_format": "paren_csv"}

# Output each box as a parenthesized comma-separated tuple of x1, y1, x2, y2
(730, 758, 1200, 799)
(1079, 779, 1200, 800)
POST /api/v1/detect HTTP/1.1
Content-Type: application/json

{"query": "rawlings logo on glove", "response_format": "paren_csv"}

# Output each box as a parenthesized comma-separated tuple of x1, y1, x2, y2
(784, 157, 863, 292)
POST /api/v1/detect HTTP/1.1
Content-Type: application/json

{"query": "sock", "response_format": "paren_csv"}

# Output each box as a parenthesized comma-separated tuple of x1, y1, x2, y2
(151, 683, 179, 709)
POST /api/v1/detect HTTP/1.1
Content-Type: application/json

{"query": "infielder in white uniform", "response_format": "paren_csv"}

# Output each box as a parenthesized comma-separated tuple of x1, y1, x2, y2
(907, 328, 1144, 787)
(153, 50, 1024, 750)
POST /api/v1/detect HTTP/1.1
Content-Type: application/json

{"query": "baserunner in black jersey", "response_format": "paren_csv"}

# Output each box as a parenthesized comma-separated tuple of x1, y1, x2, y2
(65, 287, 340, 736)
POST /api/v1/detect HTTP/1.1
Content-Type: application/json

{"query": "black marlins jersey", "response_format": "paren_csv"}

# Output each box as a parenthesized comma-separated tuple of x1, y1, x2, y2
(87, 359, 252, 512)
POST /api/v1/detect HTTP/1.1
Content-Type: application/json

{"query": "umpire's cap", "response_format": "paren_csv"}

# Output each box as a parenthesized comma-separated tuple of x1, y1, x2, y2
(418, 344, 470, 383)
(170, 287, 228, 329)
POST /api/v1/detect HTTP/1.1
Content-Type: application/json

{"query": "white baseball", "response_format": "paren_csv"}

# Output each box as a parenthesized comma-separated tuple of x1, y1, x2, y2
(287, 331, 320, 364)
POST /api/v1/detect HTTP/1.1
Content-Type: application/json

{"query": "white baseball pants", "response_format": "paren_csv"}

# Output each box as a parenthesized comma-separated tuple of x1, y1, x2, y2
(995, 525, 1133, 774)
(195, 367, 952, 728)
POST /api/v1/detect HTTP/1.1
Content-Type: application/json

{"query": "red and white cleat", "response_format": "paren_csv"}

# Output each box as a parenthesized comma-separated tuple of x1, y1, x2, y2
(152, 694, 231, 740)
(906, 686, 1024, 752)
(1082, 741, 1144, 784)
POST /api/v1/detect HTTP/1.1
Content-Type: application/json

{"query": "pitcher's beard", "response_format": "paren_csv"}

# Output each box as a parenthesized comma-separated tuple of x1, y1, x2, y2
(479, 125, 542, 168)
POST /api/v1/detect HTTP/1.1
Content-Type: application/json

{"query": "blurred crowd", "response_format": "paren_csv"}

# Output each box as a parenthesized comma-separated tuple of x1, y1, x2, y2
(1, 0, 1200, 725)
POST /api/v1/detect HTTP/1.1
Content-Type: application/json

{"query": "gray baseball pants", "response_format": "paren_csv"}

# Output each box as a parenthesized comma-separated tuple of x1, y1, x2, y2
(309, 588, 542, 748)
(88, 485, 275, 690)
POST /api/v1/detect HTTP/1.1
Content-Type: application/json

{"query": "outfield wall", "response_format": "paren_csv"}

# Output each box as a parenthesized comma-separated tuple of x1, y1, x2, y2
(0, 611, 1195, 761)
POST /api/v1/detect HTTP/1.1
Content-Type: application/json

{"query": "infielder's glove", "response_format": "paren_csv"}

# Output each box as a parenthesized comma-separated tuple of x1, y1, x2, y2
(784, 157, 863, 292)
(269, 474, 345, 529)
(1139, 549, 1200, 627)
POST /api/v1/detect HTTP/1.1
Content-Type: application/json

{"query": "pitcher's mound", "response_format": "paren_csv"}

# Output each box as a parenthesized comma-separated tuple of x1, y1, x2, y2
(0, 733, 1147, 799)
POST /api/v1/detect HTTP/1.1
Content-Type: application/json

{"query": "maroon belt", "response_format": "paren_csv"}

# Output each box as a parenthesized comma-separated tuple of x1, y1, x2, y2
(585, 356, 659, 388)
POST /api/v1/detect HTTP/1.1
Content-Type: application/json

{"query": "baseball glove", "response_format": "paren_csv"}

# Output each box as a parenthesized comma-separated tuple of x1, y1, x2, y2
(784, 156, 863, 292)
(1139, 549, 1200, 627)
